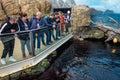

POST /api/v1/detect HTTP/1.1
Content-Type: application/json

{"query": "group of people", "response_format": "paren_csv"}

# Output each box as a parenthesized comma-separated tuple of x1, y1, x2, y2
(0, 11, 71, 65)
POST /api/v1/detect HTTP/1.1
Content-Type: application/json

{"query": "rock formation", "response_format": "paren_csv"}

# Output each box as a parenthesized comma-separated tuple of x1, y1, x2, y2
(71, 5, 91, 29)
(80, 27, 105, 39)
(71, 5, 108, 40)
(65, 0, 76, 7)
(90, 8, 114, 15)
(104, 10, 114, 14)
(58, 0, 65, 8)
(0, 0, 51, 22)
(0, 0, 20, 21)
(20, 0, 40, 18)
(49, 0, 58, 8)
(49, 0, 76, 8)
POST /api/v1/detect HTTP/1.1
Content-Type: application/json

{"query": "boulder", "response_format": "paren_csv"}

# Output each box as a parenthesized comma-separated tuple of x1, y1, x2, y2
(0, 0, 20, 20)
(81, 28, 105, 39)
(39, 0, 51, 14)
(58, 0, 65, 8)
(20, 0, 51, 18)
(0, 0, 51, 23)
(49, 0, 58, 8)
(0, 5, 5, 20)
(20, 0, 40, 18)
(65, 0, 76, 7)
(71, 5, 91, 28)
(49, 0, 76, 8)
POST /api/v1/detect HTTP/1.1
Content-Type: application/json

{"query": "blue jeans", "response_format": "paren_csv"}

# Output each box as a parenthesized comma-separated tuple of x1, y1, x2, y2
(45, 30, 50, 44)
(33, 31, 46, 49)
(49, 28, 55, 41)
(40, 31, 46, 45)
(55, 25, 59, 39)
(20, 39, 31, 54)
(33, 31, 40, 49)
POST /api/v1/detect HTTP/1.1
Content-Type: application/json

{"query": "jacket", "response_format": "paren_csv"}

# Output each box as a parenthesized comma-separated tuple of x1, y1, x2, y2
(64, 13, 71, 23)
(17, 17, 30, 40)
(59, 15, 65, 23)
(0, 21, 19, 43)
(43, 16, 54, 27)
(30, 16, 45, 29)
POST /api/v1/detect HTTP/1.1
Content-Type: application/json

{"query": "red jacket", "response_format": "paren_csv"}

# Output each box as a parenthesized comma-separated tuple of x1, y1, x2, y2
(59, 15, 65, 23)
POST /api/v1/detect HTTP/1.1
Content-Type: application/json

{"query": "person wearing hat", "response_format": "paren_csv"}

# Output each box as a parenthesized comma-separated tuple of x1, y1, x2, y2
(0, 16, 19, 65)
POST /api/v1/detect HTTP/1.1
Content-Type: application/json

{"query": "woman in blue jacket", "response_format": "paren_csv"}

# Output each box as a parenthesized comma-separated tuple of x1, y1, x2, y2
(17, 13, 32, 58)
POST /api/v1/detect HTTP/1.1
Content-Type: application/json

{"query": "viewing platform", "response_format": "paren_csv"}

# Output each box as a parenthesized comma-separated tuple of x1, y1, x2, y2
(0, 27, 73, 78)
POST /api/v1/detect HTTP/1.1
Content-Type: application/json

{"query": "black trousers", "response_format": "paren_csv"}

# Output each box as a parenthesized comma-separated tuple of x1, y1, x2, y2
(1, 39, 15, 58)
(65, 22, 71, 32)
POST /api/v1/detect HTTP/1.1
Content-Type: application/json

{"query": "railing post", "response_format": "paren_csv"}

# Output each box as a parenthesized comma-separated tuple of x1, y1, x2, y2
(29, 30, 35, 56)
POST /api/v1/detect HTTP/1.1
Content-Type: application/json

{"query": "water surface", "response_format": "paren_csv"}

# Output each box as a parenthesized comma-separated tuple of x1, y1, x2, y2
(52, 40, 120, 80)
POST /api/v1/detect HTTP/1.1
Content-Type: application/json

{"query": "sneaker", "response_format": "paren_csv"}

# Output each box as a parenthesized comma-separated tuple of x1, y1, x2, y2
(43, 43, 47, 46)
(29, 52, 33, 56)
(9, 56, 16, 62)
(23, 54, 26, 58)
(1, 58, 6, 65)
(37, 48, 40, 51)
(35, 48, 40, 51)
(58, 37, 61, 39)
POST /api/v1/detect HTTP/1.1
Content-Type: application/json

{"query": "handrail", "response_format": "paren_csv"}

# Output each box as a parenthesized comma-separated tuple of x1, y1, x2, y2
(0, 27, 49, 36)
(0, 32, 73, 78)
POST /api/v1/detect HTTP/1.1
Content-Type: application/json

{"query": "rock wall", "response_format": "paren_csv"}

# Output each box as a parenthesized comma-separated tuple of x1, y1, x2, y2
(71, 5, 91, 28)
(21, 0, 51, 17)
(0, 0, 51, 22)
(49, 0, 76, 8)
(0, 0, 20, 20)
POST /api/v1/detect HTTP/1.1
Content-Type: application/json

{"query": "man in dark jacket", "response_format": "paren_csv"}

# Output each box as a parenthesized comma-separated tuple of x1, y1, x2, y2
(0, 16, 19, 65)
(43, 13, 56, 44)
(30, 12, 46, 51)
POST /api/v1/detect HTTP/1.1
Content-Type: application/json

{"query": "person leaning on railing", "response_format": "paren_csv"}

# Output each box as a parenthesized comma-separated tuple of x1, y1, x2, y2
(17, 13, 32, 58)
(54, 12, 61, 39)
(30, 12, 46, 51)
(0, 16, 19, 65)
(43, 13, 56, 44)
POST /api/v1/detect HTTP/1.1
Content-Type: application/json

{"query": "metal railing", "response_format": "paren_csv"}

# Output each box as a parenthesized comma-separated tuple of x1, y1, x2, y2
(0, 23, 73, 77)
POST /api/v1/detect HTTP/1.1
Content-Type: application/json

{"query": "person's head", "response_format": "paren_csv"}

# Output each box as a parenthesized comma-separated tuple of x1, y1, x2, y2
(9, 15, 17, 24)
(54, 12, 59, 18)
(36, 12, 42, 19)
(58, 11, 63, 16)
(49, 13, 55, 19)
(19, 12, 28, 21)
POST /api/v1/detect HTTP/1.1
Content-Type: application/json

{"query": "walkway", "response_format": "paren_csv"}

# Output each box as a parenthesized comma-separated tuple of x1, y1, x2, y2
(0, 27, 73, 78)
